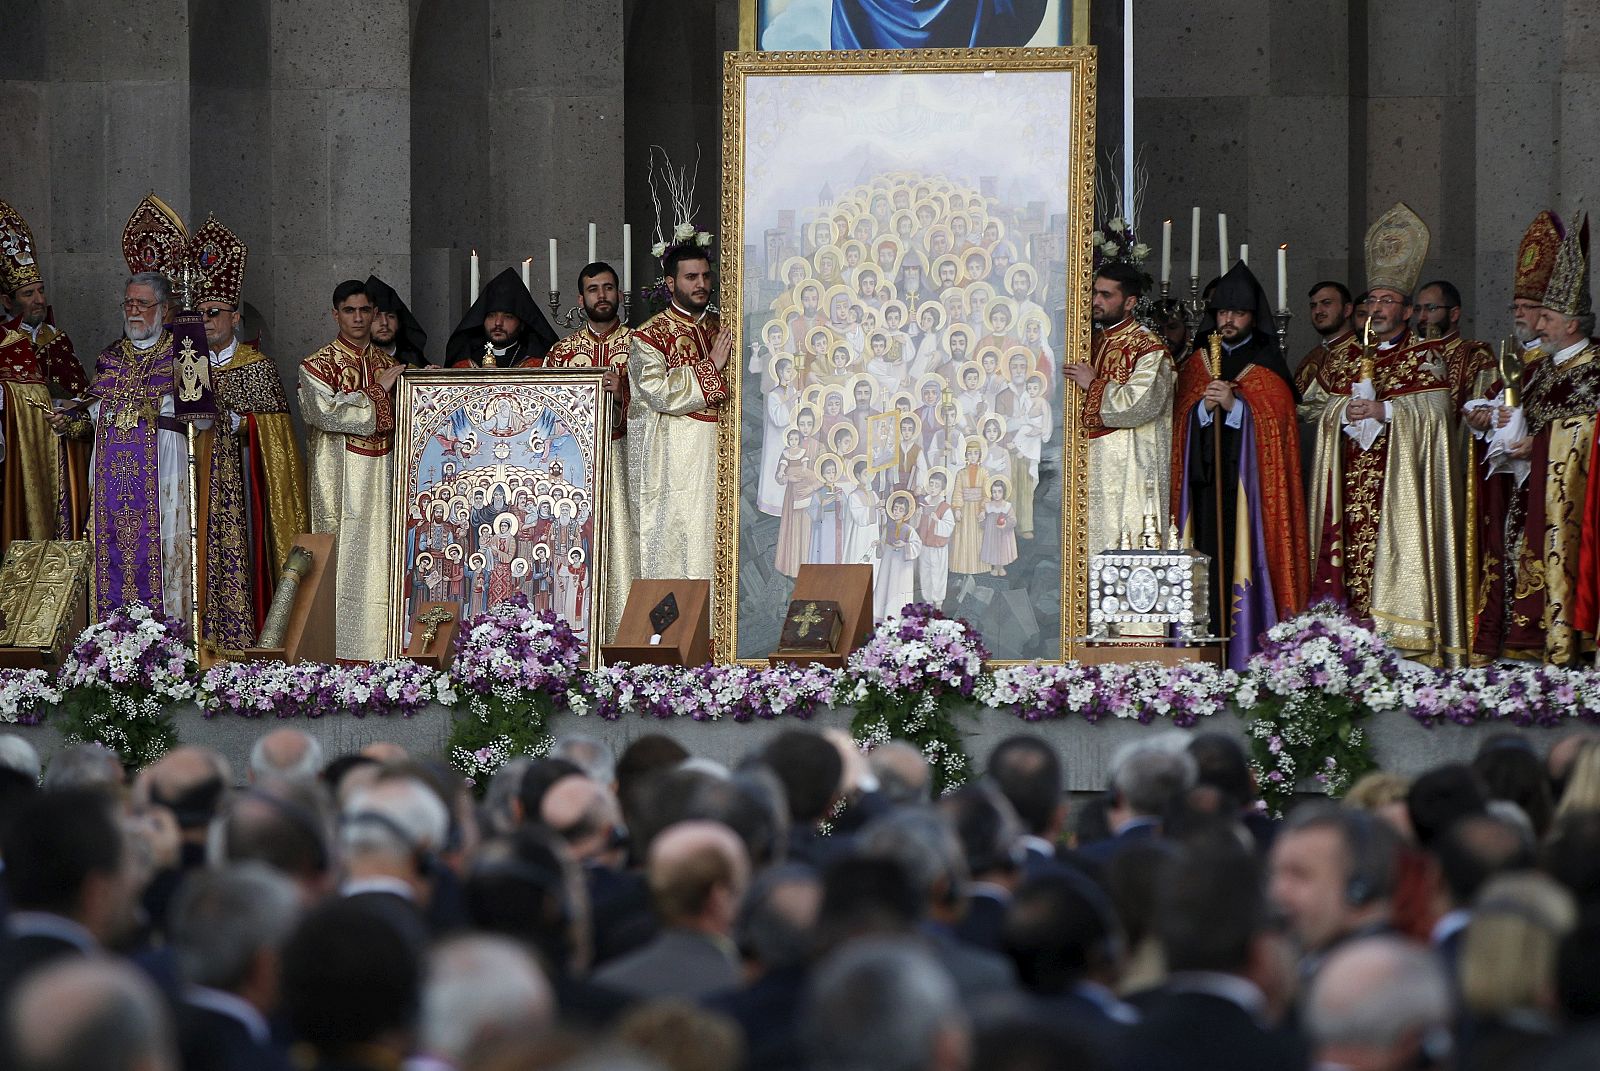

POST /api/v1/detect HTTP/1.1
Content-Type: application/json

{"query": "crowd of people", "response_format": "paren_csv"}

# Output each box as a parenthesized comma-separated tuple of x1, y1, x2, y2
(4, 723, 1600, 1071)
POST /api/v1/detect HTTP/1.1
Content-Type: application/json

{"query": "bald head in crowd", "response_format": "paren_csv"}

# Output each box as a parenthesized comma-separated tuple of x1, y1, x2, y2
(541, 774, 623, 865)
(249, 729, 324, 784)
(8, 959, 176, 1071)
(1306, 937, 1453, 1071)
(649, 821, 750, 933)
(869, 742, 931, 805)
(138, 747, 231, 843)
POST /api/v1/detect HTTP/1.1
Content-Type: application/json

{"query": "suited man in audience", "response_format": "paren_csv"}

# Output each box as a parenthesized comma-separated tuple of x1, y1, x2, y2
(985, 735, 1074, 877)
(593, 821, 749, 1000)
(170, 864, 301, 1071)
(1079, 744, 1197, 867)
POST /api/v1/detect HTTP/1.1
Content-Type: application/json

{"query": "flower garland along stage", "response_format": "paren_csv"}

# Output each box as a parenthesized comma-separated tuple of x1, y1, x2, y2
(3, 601, 1599, 810)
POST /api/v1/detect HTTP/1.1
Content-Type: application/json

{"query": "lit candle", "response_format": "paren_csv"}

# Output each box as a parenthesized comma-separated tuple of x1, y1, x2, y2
(588, 222, 597, 264)
(1160, 219, 1172, 285)
(548, 239, 558, 293)
(1277, 244, 1288, 310)
(470, 250, 480, 301)
(1189, 207, 1201, 279)
(622, 223, 632, 294)
(1217, 214, 1229, 277)
(1239, 243, 1248, 267)
(521, 257, 531, 291)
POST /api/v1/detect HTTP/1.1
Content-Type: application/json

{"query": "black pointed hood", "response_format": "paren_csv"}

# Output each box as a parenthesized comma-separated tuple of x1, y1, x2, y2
(445, 267, 558, 365)
(365, 275, 429, 366)
(1193, 260, 1297, 398)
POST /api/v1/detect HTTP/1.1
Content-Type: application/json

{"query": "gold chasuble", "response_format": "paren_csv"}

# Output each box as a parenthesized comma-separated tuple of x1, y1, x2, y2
(545, 323, 636, 642)
(628, 304, 727, 582)
(1082, 316, 1175, 558)
(196, 342, 309, 649)
(0, 327, 63, 550)
(299, 337, 397, 661)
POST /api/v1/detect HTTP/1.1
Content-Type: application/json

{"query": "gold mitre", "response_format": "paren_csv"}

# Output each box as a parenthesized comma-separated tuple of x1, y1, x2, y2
(1364, 201, 1430, 298)
(1514, 210, 1565, 302)
(0, 199, 41, 294)
(121, 193, 190, 280)
(1542, 213, 1592, 320)
(189, 214, 248, 309)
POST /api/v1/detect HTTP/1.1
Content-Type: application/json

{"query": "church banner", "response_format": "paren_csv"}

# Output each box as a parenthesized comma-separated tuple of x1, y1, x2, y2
(388, 370, 611, 668)
(718, 46, 1096, 663)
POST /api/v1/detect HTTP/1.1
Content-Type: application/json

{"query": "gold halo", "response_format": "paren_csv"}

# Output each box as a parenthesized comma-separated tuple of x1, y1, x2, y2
(881, 298, 909, 326)
(830, 423, 859, 454)
(815, 450, 846, 481)
(925, 464, 953, 490)
(1006, 262, 1038, 294)
(1019, 312, 1053, 341)
(792, 402, 820, 432)
(986, 296, 1019, 329)
(916, 373, 949, 396)
(896, 410, 923, 437)
(886, 489, 918, 516)
(961, 247, 993, 280)
(981, 412, 1008, 438)
(987, 473, 1013, 498)
(916, 300, 946, 330)
(956, 359, 985, 386)
(780, 255, 813, 283)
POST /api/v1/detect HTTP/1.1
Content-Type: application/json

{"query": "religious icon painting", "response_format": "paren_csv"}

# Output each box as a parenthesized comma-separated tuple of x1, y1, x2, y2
(720, 46, 1097, 663)
(388, 370, 611, 668)
(742, 0, 1076, 51)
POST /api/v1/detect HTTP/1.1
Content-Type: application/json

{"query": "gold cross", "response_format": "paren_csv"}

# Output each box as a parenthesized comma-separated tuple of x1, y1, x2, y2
(419, 605, 455, 648)
(793, 601, 823, 639)
(481, 340, 497, 368)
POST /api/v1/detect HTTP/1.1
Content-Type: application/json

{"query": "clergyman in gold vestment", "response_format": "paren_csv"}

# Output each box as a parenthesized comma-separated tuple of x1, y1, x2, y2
(628, 247, 733, 583)
(299, 281, 401, 661)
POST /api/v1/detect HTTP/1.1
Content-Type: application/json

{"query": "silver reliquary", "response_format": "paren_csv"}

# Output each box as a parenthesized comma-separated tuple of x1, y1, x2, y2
(1087, 548, 1211, 640)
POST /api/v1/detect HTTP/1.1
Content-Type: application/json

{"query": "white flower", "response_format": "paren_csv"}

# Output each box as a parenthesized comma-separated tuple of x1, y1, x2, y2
(674, 222, 696, 241)
(1131, 243, 1150, 259)
(650, 241, 667, 258)
(1090, 230, 1105, 244)
(1106, 217, 1126, 233)
(1101, 241, 1120, 256)
(695, 231, 713, 247)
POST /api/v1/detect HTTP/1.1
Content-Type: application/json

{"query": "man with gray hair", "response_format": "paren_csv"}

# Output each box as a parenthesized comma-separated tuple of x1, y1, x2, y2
(1306, 937, 1454, 1071)
(56, 266, 203, 623)
(169, 863, 300, 1071)
(1081, 740, 1197, 865)
(802, 936, 969, 1071)
(869, 741, 931, 804)
(249, 729, 324, 784)
(41, 742, 124, 793)
(414, 935, 553, 1070)
(341, 774, 450, 936)
(0, 735, 39, 781)
(550, 733, 616, 786)
(7, 958, 177, 1071)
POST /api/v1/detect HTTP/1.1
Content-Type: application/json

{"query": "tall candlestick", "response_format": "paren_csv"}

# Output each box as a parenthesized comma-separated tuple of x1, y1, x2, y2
(1217, 214, 1229, 277)
(521, 257, 531, 291)
(622, 223, 632, 293)
(1122, 0, 1135, 225)
(1160, 219, 1172, 285)
(1277, 244, 1288, 310)
(548, 239, 558, 293)
(1189, 207, 1201, 279)
(470, 250, 480, 301)
(588, 222, 597, 264)
(1239, 243, 1248, 267)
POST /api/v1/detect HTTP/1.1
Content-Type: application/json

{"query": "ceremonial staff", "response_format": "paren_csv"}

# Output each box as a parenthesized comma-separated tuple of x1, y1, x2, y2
(1205, 332, 1228, 644)
(172, 260, 214, 653)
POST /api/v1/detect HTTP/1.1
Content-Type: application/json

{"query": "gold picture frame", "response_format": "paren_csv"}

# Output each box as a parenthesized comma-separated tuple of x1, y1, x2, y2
(388, 369, 612, 669)
(738, 0, 1091, 51)
(717, 46, 1097, 664)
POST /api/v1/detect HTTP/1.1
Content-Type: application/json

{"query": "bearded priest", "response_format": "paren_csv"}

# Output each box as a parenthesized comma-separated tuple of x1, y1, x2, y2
(1171, 261, 1307, 666)
(1303, 203, 1466, 667)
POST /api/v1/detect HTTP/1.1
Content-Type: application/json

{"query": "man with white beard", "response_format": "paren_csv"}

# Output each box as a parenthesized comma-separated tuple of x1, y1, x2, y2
(56, 271, 199, 621)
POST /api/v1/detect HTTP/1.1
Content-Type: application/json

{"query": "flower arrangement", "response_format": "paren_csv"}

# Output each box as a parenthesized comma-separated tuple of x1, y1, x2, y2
(56, 602, 195, 768)
(983, 660, 1240, 727)
(446, 595, 583, 784)
(1242, 604, 1393, 815)
(642, 145, 715, 311)
(0, 669, 61, 726)
(578, 662, 835, 723)
(1090, 216, 1151, 271)
(199, 659, 454, 721)
(837, 603, 987, 793)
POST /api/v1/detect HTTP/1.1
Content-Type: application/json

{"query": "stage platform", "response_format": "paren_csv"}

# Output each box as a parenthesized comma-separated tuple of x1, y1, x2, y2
(6, 702, 1574, 791)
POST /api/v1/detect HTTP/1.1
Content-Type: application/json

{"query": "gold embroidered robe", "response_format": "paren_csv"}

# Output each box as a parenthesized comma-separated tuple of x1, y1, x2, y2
(298, 337, 397, 661)
(1082, 317, 1175, 558)
(545, 324, 635, 642)
(0, 327, 63, 551)
(1305, 331, 1466, 666)
(195, 342, 309, 649)
(628, 305, 727, 583)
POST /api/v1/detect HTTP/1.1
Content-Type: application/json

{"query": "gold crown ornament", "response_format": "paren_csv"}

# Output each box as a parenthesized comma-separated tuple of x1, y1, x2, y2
(188, 215, 248, 309)
(1364, 202, 1430, 298)
(1514, 210, 1565, 303)
(121, 196, 248, 309)
(1542, 214, 1592, 320)
(0, 199, 41, 294)
(121, 193, 190, 281)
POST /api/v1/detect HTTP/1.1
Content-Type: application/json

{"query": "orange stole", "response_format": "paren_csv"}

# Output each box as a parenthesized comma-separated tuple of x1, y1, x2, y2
(1171, 357, 1309, 617)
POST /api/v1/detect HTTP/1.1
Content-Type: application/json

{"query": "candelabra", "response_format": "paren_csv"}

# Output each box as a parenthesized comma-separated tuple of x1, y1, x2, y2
(621, 291, 634, 326)
(1180, 275, 1206, 355)
(547, 290, 588, 330)
(1273, 307, 1293, 358)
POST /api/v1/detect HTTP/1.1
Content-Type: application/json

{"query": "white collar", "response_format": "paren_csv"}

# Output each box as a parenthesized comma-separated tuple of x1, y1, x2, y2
(342, 875, 416, 901)
(1429, 908, 1471, 946)
(6, 911, 96, 952)
(1222, 333, 1253, 354)
(1552, 338, 1589, 366)
(184, 985, 271, 1044)
(671, 301, 708, 324)
(1163, 970, 1269, 1021)
(129, 332, 162, 351)
(491, 343, 512, 357)
(211, 338, 238, 366)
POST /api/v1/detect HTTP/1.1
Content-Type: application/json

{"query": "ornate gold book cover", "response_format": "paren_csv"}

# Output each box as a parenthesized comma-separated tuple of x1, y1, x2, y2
(0, 540, 90, 649)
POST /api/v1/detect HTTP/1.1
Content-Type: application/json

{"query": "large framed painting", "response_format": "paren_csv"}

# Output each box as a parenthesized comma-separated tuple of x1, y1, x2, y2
(389, 370, 611, 668)
(742, 0, 1080, 51)
(718, 47, 1096, 663)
